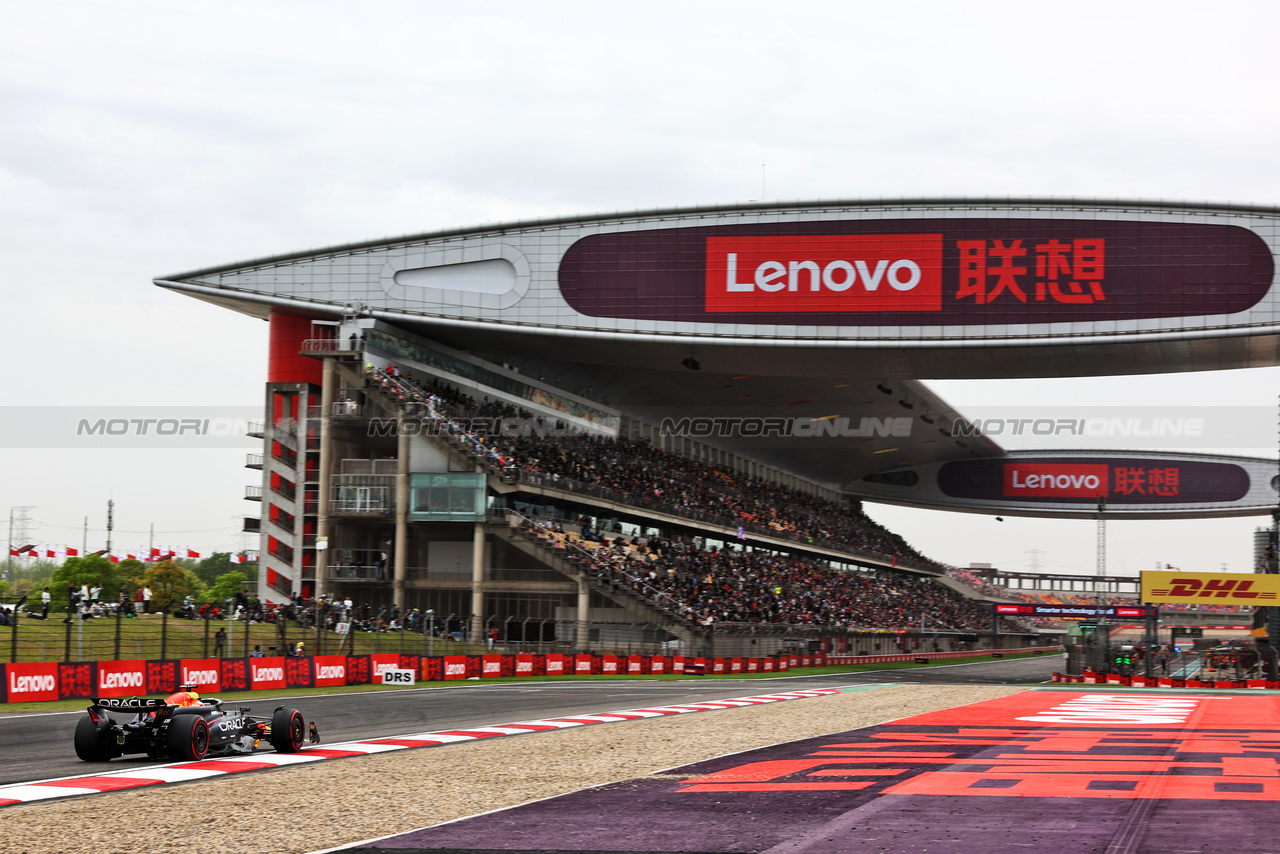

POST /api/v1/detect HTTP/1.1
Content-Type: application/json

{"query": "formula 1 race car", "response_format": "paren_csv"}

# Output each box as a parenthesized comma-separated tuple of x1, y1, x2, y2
(75, 687, 319, 762)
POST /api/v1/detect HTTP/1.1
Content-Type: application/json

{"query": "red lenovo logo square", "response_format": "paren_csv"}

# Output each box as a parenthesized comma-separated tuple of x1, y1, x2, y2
(1004, 463, 1109, 498)
(705, 235, 943, 313)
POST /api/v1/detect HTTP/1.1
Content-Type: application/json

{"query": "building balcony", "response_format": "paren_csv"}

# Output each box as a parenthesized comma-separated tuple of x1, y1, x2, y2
(300, 338, 363, 358)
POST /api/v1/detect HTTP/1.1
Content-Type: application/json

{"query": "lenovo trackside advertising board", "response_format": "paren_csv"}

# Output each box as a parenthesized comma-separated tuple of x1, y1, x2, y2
(96, 660, 147, 697)
(6, 662, 58, 702)
(558, 219, 1272, 326)
(994, 604, 1154, 619)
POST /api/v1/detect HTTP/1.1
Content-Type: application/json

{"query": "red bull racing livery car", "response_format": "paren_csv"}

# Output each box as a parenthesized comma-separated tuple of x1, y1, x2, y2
(75, 687, 319, 762)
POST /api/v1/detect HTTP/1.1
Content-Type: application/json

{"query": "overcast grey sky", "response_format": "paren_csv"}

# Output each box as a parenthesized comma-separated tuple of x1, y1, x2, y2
(3, 1, 1279, 575)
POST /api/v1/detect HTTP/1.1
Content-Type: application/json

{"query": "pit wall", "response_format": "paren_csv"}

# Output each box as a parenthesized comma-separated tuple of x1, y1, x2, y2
(2, 647, 1051, 704)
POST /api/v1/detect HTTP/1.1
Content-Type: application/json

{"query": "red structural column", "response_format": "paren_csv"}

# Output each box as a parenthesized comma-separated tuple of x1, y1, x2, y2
(268, 312, 322, 384)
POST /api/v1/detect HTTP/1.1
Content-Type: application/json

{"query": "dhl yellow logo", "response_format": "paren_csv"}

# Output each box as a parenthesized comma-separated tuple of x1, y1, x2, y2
(1141, 570, 1280, 604)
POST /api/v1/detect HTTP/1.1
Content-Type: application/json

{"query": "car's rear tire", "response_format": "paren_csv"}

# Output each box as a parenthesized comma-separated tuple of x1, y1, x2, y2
(270, 707, 305, 753)
(166, 713, 210, 761)
(74, 714, 120, 762)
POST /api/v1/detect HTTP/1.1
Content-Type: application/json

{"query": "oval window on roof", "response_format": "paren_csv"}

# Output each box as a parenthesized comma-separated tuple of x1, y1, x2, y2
(393, 258, 517, 295)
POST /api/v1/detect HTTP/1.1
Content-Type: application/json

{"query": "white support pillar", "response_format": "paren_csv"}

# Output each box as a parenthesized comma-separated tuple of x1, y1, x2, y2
(470, 521, 485, 643)
(315, 359, 336, 600)
(394, 419, 409, 613)
(576, 577, 591, 649)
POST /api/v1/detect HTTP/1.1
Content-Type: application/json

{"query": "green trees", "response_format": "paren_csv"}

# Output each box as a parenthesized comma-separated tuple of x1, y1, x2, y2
(116, 558, 148, 592)
(193, 552, 235, 587)
(141, 560, 190, 614)
(7, 559, 58, 600)
(49, 555, 119, 609)
(23, 554, 251, 615)
(206, 570, 248, 606)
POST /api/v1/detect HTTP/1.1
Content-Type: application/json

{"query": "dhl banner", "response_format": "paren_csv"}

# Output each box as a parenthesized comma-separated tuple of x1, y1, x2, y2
(1140, 570, 1280, 605)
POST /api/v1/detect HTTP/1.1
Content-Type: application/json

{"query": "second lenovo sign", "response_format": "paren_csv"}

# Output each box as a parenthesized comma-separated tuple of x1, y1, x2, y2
(1004, 463, 1108, 498)
(937, 457, 1250, 505)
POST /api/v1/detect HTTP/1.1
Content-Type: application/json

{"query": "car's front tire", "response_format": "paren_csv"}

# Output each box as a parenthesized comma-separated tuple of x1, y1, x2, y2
(270, 708, 305, 753)
(166, 714, 210, 761)
(74, 714, 121, 762)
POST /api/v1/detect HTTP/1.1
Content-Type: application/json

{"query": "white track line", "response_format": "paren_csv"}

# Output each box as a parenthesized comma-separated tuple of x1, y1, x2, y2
(0, 688, 840, 807)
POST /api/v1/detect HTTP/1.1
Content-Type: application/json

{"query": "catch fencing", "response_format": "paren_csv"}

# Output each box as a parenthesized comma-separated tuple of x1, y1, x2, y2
(0, 598, 1041, 664)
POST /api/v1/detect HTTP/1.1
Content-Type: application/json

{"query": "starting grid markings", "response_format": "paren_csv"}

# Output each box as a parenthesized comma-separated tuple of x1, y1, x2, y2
(0, 689, 839, 807)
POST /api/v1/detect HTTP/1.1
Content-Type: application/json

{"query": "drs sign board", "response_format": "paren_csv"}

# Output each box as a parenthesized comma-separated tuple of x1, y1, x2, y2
(380, 668, 416, 685)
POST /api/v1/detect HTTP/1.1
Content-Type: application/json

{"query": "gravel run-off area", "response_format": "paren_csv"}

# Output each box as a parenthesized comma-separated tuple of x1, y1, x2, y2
(4, 684, 1025, 854)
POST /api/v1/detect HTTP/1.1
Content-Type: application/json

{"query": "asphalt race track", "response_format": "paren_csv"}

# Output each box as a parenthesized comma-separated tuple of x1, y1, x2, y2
(0, 656, 1056, 787)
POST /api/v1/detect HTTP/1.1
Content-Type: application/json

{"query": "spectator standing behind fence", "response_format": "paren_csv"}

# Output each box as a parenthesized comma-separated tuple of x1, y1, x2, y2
(142, 586, 152, 613)
(40, 587, 50, 620)
(214, 627, 227, 658)
(64, 585, 78, 623)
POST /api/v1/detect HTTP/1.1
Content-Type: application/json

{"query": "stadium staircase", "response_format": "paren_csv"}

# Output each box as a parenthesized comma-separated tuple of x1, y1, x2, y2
(332, 365, 707, 647)
(486, 512, 703, 649)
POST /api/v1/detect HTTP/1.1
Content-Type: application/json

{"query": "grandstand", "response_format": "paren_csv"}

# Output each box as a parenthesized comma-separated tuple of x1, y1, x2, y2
(156, 198, 1280, 655)
(265, 350, 1028, 655)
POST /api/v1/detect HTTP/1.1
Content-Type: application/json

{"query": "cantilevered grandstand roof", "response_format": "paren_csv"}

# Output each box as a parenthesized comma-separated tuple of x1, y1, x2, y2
(157, 198, 1280, 517)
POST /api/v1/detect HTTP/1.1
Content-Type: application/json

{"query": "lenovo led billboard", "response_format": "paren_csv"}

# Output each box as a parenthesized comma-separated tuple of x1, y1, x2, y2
(937, 457, 1250, 505)
(851, 451, 1274, 518)
(559, 219, 1272, 326)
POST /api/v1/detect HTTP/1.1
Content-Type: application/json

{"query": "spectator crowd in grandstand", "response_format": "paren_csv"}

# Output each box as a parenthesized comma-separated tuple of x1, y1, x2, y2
(524, 518, 1015, 632)
(357, 364, 1028, 634)
(367, 366, 936, 568)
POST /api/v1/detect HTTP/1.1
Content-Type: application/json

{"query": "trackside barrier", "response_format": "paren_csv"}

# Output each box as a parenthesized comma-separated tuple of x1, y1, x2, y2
(823, 649, 1041, 665)
(1054, 671, 1280, 690)
(2, 646, 1054, 703)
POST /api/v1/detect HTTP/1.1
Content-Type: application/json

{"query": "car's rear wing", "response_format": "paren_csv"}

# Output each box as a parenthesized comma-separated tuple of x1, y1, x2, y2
(90, 697, 169, 709)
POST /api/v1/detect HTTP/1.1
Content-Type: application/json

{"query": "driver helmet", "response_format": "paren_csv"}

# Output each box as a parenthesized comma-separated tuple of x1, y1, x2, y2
(165, 689, 200, 707)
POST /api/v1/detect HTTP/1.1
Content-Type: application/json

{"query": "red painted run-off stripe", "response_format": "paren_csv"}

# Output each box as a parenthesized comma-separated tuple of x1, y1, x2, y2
(40, 776, 163, 791)
(0, 689, 840, 807)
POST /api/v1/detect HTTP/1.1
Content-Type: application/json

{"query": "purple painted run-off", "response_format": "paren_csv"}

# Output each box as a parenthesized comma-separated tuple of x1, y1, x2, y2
(362, 689, 1280, 853)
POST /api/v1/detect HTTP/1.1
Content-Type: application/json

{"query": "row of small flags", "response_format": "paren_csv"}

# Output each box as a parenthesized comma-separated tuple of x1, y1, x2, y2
(7, 545, 256, 564)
